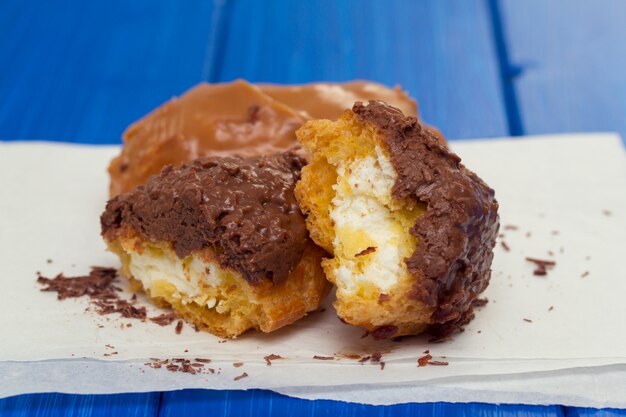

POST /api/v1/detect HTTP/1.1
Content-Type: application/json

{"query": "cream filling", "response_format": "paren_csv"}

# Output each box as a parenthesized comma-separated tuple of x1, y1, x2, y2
(124, 245, 226, 308)
(329, 147, 409, 293)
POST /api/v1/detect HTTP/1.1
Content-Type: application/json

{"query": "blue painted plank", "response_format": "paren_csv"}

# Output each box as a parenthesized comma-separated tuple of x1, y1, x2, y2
(499, 0, 626, 142)
(0, 0, 219, 143)
(0, 392, 160, 417)
(215, 0, 508, 140)
(566, 407, 626, 417)
(160, 389, 564, 417)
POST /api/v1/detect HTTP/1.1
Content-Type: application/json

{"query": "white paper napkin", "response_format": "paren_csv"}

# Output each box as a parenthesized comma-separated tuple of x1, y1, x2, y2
(1, 133, 625, 406)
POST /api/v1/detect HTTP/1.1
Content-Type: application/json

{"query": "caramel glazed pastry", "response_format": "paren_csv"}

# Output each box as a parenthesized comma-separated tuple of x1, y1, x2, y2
(295, 101, 499, 339)
(108, 79, 432, 197)
(101, 152, 329, 338)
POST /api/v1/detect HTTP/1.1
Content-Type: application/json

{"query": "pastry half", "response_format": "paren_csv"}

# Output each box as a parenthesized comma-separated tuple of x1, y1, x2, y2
(101, 152, 330, 338)
(295, 101, 499, 339)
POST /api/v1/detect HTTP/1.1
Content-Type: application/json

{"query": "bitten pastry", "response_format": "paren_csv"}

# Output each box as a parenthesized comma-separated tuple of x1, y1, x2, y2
(101, 152, 330, 338)
(295, 101, 499, 339)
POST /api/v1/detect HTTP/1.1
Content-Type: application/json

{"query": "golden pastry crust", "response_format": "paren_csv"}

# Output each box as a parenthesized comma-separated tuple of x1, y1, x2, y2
(295, 111, 432, 337)
(295, 102, 498, 338)
(107, 229, 330, 338)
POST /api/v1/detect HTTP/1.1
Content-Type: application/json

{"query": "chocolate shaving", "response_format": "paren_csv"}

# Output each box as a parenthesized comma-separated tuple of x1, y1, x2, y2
(427, 360, 449, 366)
(526, 257, 556, 276)
(150, 313, 177, 326)
(194, 358, 212, 363)
(500, 241, 511, 251)
(233, 362, 244, 368)
(313, 355, 334, 360)
(37, 267, 149, 320)
(175, 320, 183, 334)
(417, 354, 432, 367)
(264, 354, 283, 366)
(234, 372, 248, 381)
(371, 351, 382, 363)
(581, 271, 590, 278)
(380, 362, 386, 370)
(503, 225, 518, 231)
(548, 306, 554, 311)
(472, 298, 489, 307)
(37, 267, 117, 300)
(355, 246, 377, 257)
(523, 318, 533, 323)
(144, 358, 214, 375)
(358, 356, 371, 363)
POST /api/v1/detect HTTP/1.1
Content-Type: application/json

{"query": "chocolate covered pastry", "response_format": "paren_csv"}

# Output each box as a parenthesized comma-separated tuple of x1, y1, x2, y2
(108, 80, 420, 196)
(295, 101, 499, 338)
(101, 152, 330, 338)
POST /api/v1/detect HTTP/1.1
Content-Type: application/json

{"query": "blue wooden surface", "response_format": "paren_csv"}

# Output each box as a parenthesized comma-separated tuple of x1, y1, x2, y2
(216, 0, 508, 140)
(0, 0, 624, 415)
(499, 0, 626, 142)
(0, 393, 160, 417)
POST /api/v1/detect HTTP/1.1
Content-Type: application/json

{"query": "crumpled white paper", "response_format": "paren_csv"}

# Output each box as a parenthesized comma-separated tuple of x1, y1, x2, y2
(0, 133, 625, 407)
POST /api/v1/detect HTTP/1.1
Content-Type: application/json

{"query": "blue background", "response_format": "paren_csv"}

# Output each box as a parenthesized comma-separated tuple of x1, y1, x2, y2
(1, 0, 625, 415)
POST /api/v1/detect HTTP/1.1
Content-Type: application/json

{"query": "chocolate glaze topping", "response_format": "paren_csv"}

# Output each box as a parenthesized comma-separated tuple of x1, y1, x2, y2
(109, 80, 418, 196)
(352, 101, 499, 336)
(101, 152, 308, 285)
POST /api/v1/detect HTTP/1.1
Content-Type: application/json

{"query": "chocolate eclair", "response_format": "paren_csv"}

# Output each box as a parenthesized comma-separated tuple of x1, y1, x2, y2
(295, 101, 499, 338)
(101, 152, 330, 338)
(108, 80, 421, 197)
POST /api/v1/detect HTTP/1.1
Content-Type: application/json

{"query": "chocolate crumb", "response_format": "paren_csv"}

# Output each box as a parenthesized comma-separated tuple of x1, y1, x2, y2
(355, 247, 377, 257)
(551, 230, 560, 235)
(500, 241, 511, 251)
(37, 267, 148, 320)
(371, 352, 382, 363)
(361, 331, 370, 339)
(233, 362, 244, 368)
(523, 318, 533, 323)
(603, 209, 612, 216)
(319, 308, 326, 313)
(548, 250, 554, 256)
(581, 271, 590, 278)
(194, 358, 212, 363)
(526, 257, 556, 266)
(380, 362, 386, 370)
(234, 372, 248, 381)
(46, 259, 53, 264)
(477, 330, 482, 333)
(358, 356, 371, 363)
(378, 293, 390, 302)
(533, 269, 548, 276)
(417, 354, 432, 367)
(472, 298, 488, 307)
(175, 320, 183, 335)
(264, 354, 283, 366)
(526, 231, 532, 238)
(150, 313, 177, 326)
(548, 306, 554, 311)
(423, 349, 430, 354)
(313, 355, 334, 360)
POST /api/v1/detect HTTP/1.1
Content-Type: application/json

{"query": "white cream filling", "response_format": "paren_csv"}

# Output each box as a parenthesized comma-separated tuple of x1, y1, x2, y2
(127, 248, 225, 308)
(329, 147, 407, 293)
